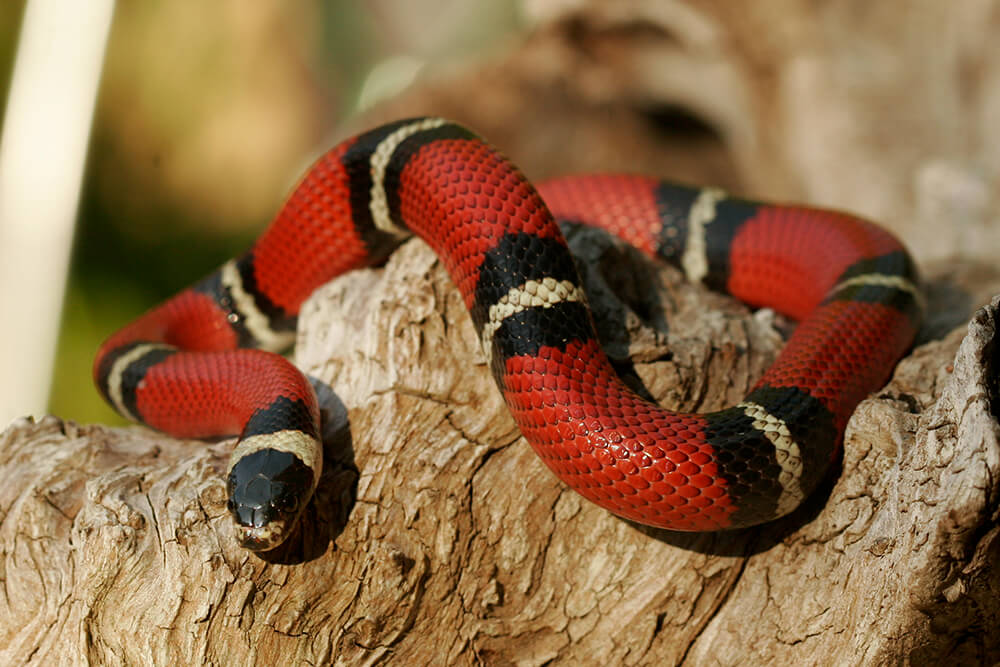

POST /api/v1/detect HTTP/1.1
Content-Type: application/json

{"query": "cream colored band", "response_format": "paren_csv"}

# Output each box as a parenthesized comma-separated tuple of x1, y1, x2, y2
(228, 429, 322, 485)
(681, 187, 727, 284)
(480, 277, 585, 365)
(737, 401, 804, 517)
(219, 260, 296, 352)
(369, 117, 449, 238)
(829, 273, 925, 313)
(107, 343, 176, 422)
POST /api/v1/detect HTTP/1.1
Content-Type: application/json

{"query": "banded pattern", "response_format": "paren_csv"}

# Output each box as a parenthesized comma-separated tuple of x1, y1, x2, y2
(94, 117, 922, 550)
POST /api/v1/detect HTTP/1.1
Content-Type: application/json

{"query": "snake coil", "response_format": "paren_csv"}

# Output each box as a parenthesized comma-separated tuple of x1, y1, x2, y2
(94, 118, 922, 551)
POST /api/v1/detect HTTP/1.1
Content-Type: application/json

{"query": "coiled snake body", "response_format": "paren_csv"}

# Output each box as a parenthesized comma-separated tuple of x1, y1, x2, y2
(94, 118, 922, 551)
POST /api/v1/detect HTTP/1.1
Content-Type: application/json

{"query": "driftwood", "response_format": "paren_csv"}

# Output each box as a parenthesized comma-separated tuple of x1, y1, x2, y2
(3, 236, 999, 665)
(4, 1, 1000, 664)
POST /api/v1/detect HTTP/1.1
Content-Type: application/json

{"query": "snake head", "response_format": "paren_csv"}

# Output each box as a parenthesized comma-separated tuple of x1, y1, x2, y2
(226, 447, 317, 551)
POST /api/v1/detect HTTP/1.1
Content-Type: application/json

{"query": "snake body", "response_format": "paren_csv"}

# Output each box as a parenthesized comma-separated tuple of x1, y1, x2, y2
(94, 118, 922, 550)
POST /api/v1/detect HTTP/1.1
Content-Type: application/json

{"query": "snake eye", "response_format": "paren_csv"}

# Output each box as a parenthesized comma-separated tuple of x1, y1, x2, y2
(274, 488, 301, 514)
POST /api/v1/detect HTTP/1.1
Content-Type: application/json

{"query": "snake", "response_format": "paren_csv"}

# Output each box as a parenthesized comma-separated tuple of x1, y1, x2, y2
(93, 117, 923, 551)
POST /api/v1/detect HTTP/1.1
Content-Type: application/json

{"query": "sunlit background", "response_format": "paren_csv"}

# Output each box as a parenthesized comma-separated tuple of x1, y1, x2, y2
(0, 1, 523, 428)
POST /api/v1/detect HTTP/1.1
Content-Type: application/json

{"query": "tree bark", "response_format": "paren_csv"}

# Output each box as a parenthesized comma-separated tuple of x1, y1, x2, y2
(4, 1, 1000, 664)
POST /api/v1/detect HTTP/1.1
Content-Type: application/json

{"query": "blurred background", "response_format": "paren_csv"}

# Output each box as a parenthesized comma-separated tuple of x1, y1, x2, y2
(0, 1, 523, 427)
(2, 0, 999, 429)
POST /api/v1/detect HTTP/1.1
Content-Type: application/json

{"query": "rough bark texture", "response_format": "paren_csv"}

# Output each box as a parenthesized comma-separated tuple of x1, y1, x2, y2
(5, 1, 1000, 664)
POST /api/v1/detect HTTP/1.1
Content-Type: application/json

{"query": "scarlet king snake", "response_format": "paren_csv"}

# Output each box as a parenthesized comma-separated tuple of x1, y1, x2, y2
(94, 118, 923, 551)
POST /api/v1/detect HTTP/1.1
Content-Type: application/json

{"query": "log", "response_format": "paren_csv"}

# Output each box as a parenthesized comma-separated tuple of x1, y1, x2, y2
(3, 238, 999, 664)
(4, 1, 1000, 663)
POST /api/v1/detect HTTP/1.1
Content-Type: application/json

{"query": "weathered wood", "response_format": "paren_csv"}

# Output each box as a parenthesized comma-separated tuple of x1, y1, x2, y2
(4, 0, 1000, 664)
(3, 234, 999, 664)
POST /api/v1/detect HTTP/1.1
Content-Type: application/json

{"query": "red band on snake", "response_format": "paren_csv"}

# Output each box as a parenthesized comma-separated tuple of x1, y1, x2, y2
(93, 118, 922, 551)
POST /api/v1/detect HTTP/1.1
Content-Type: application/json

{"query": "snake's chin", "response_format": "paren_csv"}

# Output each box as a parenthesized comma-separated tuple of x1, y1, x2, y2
(234, 519, 292, 551)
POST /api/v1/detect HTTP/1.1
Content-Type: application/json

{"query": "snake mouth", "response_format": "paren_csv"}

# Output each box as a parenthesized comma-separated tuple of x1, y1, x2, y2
(234, 518, 292, 551)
